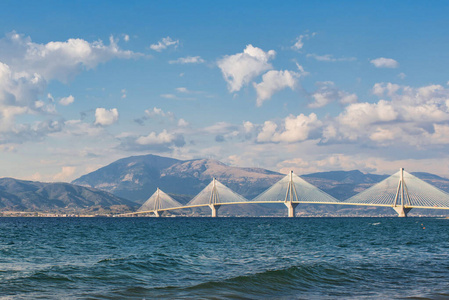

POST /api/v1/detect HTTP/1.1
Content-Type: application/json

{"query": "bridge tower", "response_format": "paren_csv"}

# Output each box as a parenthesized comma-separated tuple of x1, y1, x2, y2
(393, 168, 412, 217)
(153, 187, 162, 217)
(285, 171, 299, 217)
(208, 178, 221, 217)
(137, 187, 182, 217)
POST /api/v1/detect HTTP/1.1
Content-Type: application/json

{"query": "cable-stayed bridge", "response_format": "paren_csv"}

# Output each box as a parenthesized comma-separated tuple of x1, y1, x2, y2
(124, 168, 449, 218)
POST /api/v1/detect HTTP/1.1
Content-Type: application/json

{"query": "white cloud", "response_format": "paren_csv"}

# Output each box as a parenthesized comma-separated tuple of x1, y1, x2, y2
(121, 89, 127, 99)
(178, 118, 189, 127)
(124, 34, 130, 42)
(217, 44, 275, 92)
(292, 35, 306, 51)
(136, 129, 176, 145)
(0, 62, 46, 129)
(306, 53, 356, 62)
(169, 56, 205, 64)
(145, 107, 174, 119)
(338, 100, 398, 128)
(369, 127, 396, 142)
(53, 166, 76, 182)
(257, 113, 322, 143)
(94, 108, 119, 126)
(253, 70, 300, 106)
(257, 121, 278, 142)
(204, 122, 238, 134)
(309, 81, 358, 108)
(243, 121, 254, 133)
(150, 36, 179, 52)
(370, 57, 399, 68)
(0, 32, 141, 139)
(398, 72, 406, 79)
(161, 94, 176, 99)
(372, 82, 400, 97)
(324, 83, 449, 146)
(291, 32, 316, 51)
(0, 32, 142, 82)
(59, 95, 74, 106)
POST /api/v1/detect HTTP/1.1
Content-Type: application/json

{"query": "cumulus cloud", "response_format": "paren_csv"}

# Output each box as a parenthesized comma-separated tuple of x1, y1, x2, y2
(169, 56, 205, 64)
(257, 113, 322, 143)
(370, 57, 399, 68)
(338, 100, 398, 128)
(217, 44, 275, 92)
(135, 107, 183, 126)
(145, 107, 174, 119)
(369, 127, 397, 142)
(0, 32, 142, 82)
(118, 129, 185, 152)
(0, 32, 141, 144)
(59, 95, 74, 106)
(253, 70, 302, 106)
(150, 36, 179, 52)
(94, 108, 118, 126)
(0, 62, 46, 129)
(178, 118, 189, 127)
(0, 119, 64, 145)
(309, 81, 358, 108)
(323, 83, 449, 146)
(53, 166, 76, 182)
(136, 130, 176, 145)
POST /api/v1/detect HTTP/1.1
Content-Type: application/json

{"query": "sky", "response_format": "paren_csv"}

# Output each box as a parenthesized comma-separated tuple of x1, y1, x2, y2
(1, 0, 449, 182)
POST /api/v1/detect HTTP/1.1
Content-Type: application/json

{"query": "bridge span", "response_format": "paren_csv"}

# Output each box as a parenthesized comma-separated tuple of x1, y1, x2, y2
(121, 168, 449, 218)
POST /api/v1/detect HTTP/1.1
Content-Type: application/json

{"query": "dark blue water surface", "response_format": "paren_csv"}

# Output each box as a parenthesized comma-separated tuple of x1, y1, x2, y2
(1, 217, 448, 299)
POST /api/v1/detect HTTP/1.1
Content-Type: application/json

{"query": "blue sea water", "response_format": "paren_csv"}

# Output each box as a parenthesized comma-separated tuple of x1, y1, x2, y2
(0, 217, 448, 299)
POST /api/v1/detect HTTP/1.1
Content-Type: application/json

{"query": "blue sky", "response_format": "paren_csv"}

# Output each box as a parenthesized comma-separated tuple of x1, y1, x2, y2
(1, 1, 449, 181)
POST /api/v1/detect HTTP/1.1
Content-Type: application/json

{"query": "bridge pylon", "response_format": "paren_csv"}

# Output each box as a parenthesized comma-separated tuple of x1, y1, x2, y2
(137, 187, 182, 217)
(209, 178, 221, 217)
(284, 171, 299, 217)
(393, 168, 412, 217)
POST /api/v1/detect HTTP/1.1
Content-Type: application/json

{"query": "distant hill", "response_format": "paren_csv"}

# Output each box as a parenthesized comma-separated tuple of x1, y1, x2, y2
(0, 178, 138, 213)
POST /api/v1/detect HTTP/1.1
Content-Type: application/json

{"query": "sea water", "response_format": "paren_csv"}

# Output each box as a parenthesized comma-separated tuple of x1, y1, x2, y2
(0, 217, 448, 299)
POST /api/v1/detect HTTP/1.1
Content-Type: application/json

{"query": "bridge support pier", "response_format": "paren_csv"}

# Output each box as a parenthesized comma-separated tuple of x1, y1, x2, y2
(393, 206, 412, 217)
(285, 202, 299, 217)
(154, 210, 160, 217)
(209, 204, 221, 217)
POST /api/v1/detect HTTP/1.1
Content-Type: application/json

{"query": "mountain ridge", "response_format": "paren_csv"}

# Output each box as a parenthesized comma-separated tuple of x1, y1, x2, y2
(0, 177, 138, 213)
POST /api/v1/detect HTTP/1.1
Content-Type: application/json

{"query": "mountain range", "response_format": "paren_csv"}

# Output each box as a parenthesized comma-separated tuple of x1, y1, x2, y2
(0, 178, 137, 214)
(73, 154, 449, 216)
(1, 153, 449, 216)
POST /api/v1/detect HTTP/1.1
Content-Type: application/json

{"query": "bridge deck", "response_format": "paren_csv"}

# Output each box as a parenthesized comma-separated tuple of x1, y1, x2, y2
(121, 201, 449, 216)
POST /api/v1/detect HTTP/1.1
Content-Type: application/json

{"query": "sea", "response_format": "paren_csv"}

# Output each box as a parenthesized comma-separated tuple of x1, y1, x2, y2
(0, 217, 448, 299)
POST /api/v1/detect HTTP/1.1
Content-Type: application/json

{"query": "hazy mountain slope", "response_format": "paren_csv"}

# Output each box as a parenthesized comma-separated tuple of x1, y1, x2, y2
(160, 159, 283, 200)
(73, 155, 283, 203)
(73, 154, 181, 201)
(0, 178, 138, 212)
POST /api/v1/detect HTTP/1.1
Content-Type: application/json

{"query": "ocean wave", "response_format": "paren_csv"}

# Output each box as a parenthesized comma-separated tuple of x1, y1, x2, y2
(124, 263, 361, 299)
